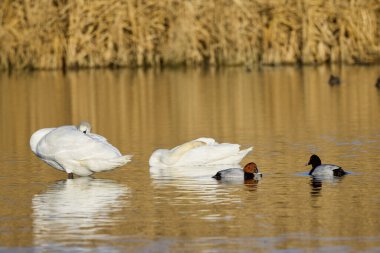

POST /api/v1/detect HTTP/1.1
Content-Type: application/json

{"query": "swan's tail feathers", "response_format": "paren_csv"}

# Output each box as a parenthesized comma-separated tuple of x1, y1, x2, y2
(120, 155, 133, 164)
(113, 155, 133, 168)
(233, 146, 253, 163)
(85, 155, 133, 173)
(207, 146, 253, 165)
(240, 147, 253, 156)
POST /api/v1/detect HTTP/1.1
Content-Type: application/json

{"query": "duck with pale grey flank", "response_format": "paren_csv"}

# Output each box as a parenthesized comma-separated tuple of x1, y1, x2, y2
(30, 121, 132, 179)
(212, 162, 262, 180)
(149, 138, 252, 167)
(306, 154, 346, 177)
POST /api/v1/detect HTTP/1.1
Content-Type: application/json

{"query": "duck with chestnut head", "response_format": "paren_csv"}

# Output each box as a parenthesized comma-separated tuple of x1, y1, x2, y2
(212, 162, 262, 180)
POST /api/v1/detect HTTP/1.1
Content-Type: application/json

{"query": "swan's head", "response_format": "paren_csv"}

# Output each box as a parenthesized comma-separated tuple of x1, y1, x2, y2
(30, 128, 55, 154)
(78, 121, 91, 134)
(306, 154, 322, 169)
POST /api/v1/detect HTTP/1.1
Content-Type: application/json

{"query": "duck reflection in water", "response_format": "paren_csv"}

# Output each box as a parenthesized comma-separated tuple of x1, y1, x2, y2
(32, 177, 129, 247)
(328, 74, 341, 85)
(150, 164, 251, 203)
(310, 176, 346, 197)
(310, 177, 323, 196)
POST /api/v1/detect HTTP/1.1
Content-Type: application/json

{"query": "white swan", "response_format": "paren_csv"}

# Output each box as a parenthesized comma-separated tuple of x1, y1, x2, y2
(30, 121, 132, 178)
(149, 137, 252, 167)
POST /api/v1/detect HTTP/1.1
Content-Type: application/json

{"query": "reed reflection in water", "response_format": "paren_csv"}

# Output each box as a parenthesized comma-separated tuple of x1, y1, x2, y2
(0, 66, 379, 252)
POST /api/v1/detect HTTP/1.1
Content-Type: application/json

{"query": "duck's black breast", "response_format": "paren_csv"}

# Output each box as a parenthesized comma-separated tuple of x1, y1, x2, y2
(212, 172, 222, 180)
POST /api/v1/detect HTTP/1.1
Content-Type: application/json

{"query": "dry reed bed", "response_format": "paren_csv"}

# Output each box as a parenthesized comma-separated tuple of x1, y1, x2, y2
(0, 0, 380, 70)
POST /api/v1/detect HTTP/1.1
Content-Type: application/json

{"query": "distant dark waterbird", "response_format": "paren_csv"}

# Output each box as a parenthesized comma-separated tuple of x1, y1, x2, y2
(306, 154, 346, 177)
(328, 75, 341, 85)
(375, 76, 380, 88)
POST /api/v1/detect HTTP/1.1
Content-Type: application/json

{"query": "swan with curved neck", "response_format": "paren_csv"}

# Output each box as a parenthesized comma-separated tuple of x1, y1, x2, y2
(149, 137, 253, 167)
(30, 121, 132, 179)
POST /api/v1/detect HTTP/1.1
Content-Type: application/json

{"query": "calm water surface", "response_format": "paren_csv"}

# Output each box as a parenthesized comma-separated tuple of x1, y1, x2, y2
(0, 66, 380, 252)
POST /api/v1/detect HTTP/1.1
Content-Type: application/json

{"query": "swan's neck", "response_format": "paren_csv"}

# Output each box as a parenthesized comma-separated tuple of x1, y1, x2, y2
(164, 141, 206, 164)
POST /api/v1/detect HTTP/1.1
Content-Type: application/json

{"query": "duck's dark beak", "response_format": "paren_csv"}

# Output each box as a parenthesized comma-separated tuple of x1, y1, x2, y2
(305, 161, 310, 166)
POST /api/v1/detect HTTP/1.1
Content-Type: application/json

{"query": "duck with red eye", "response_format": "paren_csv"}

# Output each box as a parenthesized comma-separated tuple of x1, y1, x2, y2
(306, 154, 346, 177)
(212, 162, 262, 180)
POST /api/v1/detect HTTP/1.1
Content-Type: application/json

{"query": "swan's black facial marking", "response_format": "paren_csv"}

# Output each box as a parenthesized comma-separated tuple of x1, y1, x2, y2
(78, 121, 91, 134)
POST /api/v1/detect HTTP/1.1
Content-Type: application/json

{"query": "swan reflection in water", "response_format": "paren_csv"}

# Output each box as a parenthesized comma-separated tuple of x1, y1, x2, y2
(150, 165, 224, 183)
(150, 165, 261, 186)
(150, 165, 260, 204)
(32, 177, 129, 246)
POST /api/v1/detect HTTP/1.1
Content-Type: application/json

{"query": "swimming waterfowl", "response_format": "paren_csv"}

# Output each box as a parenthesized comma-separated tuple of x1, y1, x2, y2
(375, 76, 380, 88)
(212, 162, 262, 180)
(30, 121, 132, 179)
(149, 138, 252, 167)
(306, 154, 346, 177)
(328, 75, 341, 85)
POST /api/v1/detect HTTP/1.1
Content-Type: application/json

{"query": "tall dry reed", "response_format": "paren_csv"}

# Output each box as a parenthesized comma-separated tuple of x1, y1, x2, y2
(0, 0, 379, 70)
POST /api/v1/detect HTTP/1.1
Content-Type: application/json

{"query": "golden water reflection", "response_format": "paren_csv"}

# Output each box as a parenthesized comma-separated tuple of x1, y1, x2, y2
(1, 66, 379, 157)
(0, 66, 379, 251)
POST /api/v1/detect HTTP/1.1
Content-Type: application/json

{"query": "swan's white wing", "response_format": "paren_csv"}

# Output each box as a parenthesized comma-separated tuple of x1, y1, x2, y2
(177, 143, 244, 166)
(208, 147, 253, 165)
(87, 133, 122, 156)
(36, 126, 130, 175)
(87, 133, 107, 142)
(37, 126, 120, 160)
(30, 128, 56, 154)
(149, 138, 251, 167)
(30, 127, 66, 171)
